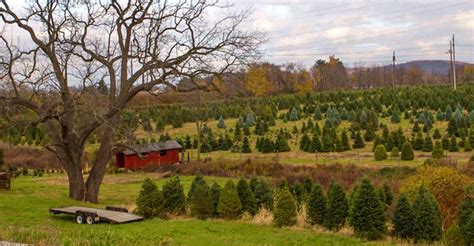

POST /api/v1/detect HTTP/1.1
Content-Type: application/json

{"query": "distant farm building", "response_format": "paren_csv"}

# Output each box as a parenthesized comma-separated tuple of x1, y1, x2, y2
(115, 140, 182, 170)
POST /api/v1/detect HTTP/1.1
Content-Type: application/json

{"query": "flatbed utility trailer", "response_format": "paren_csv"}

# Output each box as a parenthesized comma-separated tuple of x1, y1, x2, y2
(49, 206, 144, 224)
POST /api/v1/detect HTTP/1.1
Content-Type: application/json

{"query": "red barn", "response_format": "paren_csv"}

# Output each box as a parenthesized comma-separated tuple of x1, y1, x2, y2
(115, 140, 182, 170)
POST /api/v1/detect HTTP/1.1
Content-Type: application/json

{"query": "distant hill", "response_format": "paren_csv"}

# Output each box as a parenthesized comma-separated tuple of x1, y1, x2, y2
(394, 60, 470, 75)
(347, 60, 471, 75)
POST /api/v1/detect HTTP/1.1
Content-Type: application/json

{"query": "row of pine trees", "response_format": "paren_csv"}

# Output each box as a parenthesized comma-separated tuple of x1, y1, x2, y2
(135, 174, 474, 244)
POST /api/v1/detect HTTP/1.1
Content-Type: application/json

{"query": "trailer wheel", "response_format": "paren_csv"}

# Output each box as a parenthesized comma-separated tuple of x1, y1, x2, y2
(86, 215, 95, 225)
(76, 214, 84, 224)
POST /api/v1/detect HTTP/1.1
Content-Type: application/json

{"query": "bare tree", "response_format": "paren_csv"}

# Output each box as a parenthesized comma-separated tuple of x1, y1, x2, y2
(0, 0, 262, 202)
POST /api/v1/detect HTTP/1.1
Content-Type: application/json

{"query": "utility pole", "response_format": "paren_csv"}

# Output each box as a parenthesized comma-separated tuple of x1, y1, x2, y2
(448, 40, 453, 88)
(452, 34, 457, 90)
(392, 50, 396, 87)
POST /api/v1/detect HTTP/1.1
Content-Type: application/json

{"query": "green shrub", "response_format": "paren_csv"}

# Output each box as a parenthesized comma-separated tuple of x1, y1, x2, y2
(306, 183, 327, 226)
(349, 178, 387, 240)
(188, 173, 206, 202)
(374, 144, 387, 161)
(217, 180, 242, 219)
(162, 176, 186, 215)
(324, 181, 349, 231)
(401, 141, 415, 161)
(135, 178, 163, 219)
(392, 193, 416, 240)
(236, 178, 257, 215)
(273, 188, 297, 227)
(390, 147, 399, 158)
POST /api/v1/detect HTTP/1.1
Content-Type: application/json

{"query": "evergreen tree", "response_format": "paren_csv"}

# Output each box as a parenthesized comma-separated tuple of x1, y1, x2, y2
(464, 140, 472, 152)
(254, 179, 273, 210)
(335, 135, 344, 152)
(237, 178, 257, 215)
(374, 144, 387, 161)
(422, 135, 434, 152)
(243, 124, 250, 136)
(136, 178, 163, 219)
(188, 173, 206, 202)
(307, 183, 327, 226)
(412, 121, 421, 133)
(401, 141, 415, 161)
(217, 180, 243, 219)
(341, 130, 351, 151)
(210, 182, 221, 216)
(275, 132, 290, 152)
(364, 126, 376, 142)
(412, 185, 442, 243)
(300, 133, 311, 151)
(273, 188, 297, 227)
(391, 146, 400, 158)
(309, 134, 321, 153)
(433, 128, 442, 139)
(442, 135, 450, 150)
(189, 181, 213, 219)
(289, 107, 299, 121)
(349, 178, 387, 240)
(325, 181, 349, 231)
(458, 185, 474, 245)
(391, 109, 400, 123)
(392, 193, 416, 240)
(383, 183, 393, 206)
(413, 132, 424, 150)
(432, 141, 445, 159)
(241, 137, 252, 153)
(314, 106, 323, 120)
(353, 131, 365, 149)
(162, 176, 186, 215)
(449, 136, 459, 152)
(217, 115, 226, 129)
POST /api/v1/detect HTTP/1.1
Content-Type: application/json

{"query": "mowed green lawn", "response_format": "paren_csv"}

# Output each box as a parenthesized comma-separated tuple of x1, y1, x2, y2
(0, 173, 379, 245)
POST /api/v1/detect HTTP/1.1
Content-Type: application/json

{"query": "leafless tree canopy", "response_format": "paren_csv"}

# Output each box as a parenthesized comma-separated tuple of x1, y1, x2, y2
(0, 0, 263, 202)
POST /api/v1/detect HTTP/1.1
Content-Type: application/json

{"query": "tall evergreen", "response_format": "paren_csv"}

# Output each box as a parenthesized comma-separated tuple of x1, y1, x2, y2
(349, 178, 387, 240)
(307, 183, 327, 226)
(241, 137, 252, 153)
(236, 178, 257, 215)
(217, 115, 226, 129)
(341, 130, 351, 150)
(432, 141, 445, 159)
(162, 176, 187, 215)
(413, 132, 424, 150)
(412, 185, 442, 243)
(136, 178, 163, 219)
(401, 141, 415, 161)
(449, 136, 459, 152)
(392, 193, 416, 240)
(188, 173, 206, 202)
(324, 181, 349, 231)
(210, 182, 221, 216)
(254, 179, 273, 210)
(422, 135, 434, 152)
(217, 180, 243, 219)
(458, 185, 474, 245)
(273, 188, 297, 227)
(353, 131, 365, 149)
(189, 181, 213, 219)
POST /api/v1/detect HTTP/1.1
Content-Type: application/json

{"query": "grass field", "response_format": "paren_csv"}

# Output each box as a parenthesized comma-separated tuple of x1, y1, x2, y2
(0, 173, 386, 245)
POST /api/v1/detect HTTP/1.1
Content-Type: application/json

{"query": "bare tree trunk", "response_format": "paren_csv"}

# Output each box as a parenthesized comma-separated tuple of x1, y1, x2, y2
(85, 119, 118, 203)
(66, 162, 86, 200)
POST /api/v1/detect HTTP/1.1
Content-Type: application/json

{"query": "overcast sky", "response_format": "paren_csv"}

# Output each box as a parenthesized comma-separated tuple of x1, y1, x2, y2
(232, 0, 474, 67)
(3, 0, 473, 69)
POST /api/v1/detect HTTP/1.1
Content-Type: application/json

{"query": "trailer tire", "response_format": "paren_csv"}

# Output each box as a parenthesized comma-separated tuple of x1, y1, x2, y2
(76, 214, 84, 224)
(86, 215, 95, 225)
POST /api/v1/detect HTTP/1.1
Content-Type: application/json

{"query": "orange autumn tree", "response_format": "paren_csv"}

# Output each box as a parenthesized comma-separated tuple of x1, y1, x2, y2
(245, 66, 273, 96)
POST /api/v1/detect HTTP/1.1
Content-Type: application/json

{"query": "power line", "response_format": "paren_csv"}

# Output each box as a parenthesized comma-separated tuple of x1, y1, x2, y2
(266, 1, 464, 38)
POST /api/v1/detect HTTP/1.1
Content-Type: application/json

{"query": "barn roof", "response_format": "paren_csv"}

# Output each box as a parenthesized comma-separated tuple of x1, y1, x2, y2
(122, 140, 182, 155)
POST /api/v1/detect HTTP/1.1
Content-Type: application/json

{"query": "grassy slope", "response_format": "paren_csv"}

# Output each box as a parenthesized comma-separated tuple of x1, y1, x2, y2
(0, 174, 376, 245)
